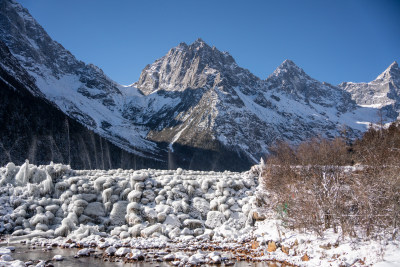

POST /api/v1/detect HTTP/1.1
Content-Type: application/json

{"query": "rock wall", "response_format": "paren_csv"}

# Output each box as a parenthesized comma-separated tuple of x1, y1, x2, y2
(0, 162, 264, 242)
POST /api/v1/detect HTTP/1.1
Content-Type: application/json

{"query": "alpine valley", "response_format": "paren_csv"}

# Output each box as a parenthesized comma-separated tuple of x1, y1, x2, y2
(1, 0, 399, 171)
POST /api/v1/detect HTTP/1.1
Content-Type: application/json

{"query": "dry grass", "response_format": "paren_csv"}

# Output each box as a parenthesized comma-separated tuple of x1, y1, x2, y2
(262, 123, 400, 238)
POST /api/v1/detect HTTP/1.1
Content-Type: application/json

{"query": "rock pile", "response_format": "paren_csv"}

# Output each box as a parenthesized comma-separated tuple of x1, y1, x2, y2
(0, 161, 262, 242)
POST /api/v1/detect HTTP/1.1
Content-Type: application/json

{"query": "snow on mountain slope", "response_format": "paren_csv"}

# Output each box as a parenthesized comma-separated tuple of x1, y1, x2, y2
(0, 0, 392, 170)
(339, 61, 400, 119)
(0, 39, 166, 169)
(130, 40, 382, 164)
(0, 0, 159, 159)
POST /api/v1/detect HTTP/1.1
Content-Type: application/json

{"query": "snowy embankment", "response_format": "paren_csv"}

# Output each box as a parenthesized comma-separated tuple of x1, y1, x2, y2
(0, 161, 399, 266)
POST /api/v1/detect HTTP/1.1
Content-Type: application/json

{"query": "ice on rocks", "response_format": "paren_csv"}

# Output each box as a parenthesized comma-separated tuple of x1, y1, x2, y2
(183, 219, 203, 229)
(128, 224, 143, 237)
(128, 248, 143, 260)
(77, 248, 92, 256)
(83, 202, 105, 217)
(205, 211, 225, 229)
(0, 162, 260, 246)
(110, 201, 128, 225)
(1, 254, 13, 261)
(141, 224, 162, 237)
(163, 253, 175, 261)
(115, 247, 131, 256)
(52, 255, 63, 261)
(164, 214, 181, 228)
(127, 190, 142, 202)
(0, 248, 11, 255)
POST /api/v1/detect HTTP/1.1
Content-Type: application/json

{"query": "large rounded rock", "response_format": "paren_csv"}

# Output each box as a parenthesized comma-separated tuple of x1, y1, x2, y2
(163, 214, 181, 228)
(183, 219, 203, 229)
(110, 201, 128, 225)
(84, 202, 105, 217)
(141, 224, 162, 238)
(128, 224, 143, 237)
(192, 197, 210, 218)
(205, 211, 225, 229)
(80, 194, 97, 202)
(127, 190, 142, 202)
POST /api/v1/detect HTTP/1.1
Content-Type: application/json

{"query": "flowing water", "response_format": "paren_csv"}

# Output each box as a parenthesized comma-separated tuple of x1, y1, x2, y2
(1, 242, 280, 267)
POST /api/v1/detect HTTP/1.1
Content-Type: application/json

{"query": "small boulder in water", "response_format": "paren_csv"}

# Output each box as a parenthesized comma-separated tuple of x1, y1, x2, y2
(105, 246, 116, 256)
(115, 247, 131, 257)
(52, 255, 64, 261)
(1, 254, 13, 261)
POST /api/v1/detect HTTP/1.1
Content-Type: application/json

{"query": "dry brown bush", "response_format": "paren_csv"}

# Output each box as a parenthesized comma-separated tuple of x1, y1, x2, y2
(262, 124, 400, 238)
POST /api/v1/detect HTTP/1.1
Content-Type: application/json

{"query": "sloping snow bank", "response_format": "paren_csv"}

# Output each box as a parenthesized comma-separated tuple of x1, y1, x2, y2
(0, 161, 399, 266)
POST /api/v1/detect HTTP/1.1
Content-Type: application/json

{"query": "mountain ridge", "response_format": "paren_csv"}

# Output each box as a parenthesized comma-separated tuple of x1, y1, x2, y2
(0, 0, 398, 171)
(339, 61, 400, 120)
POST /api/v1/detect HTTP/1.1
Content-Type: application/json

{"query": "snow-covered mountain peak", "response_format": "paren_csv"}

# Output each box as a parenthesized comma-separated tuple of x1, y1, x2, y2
(375, 61, 399, 81)
(1, 0, 392, 171)
(135, 40, 248, 95)
(269, 59, 309, 81)
(191, 37, 207, 47)
(339, 61, 400, 115)
(265, 60, 356, 113)
(0, 0, 164, 161)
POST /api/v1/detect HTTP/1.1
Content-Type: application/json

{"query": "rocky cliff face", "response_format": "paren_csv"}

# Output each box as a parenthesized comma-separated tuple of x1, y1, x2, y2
(0, 0, 394, 171)
(0, 0, 161, 161)
(339, 61, 400, 119)
(127, 40, 380, 167)
(135, 39, 261, 95)
(0, 39, 165, 169)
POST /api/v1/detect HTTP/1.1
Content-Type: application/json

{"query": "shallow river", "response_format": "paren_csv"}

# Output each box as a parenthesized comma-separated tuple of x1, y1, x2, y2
(1, 242, 280, 267)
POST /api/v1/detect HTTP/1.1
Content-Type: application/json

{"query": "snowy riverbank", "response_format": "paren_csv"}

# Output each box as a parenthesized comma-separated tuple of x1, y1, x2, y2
(0, 162, 399, 266)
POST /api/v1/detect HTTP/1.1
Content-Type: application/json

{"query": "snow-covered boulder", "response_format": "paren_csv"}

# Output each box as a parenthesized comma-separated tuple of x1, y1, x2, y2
(53, 255, 64, 261)
(1, 254, 13, 261)
(0, 248, 11, 255)
(164, 214, 181, 228)
(110, 201, 128, 225)
(83, 202, 105, 217)
(128, 224, 143, 237)
(192, 197, 210, 218)
(128, 249, 144, 260)
(105, 246, 116, 256)
(141, 224, 162, 237)
(115, 247, 131, 256)
(205, 211, 225, 229)
(183, 219, 203, 229)
(143, 207, 157, 223)
(127, 190, 142, 202)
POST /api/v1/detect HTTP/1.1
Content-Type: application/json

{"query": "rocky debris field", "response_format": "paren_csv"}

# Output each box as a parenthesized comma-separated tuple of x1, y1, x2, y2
(0, 161, 261, 240)
(0, 161, 399, 267)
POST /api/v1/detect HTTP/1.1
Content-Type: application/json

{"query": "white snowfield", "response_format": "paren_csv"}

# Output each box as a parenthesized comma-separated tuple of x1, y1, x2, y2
(0, 161, 399, 266)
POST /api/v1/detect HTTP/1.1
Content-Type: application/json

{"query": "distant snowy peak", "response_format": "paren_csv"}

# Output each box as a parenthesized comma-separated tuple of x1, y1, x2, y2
(135, 38, 259, 95)
(375, 61, 399, 81)
(266, 59, 356, 112)
(339, 61, 400, 113)
(269, 59, 310, 80)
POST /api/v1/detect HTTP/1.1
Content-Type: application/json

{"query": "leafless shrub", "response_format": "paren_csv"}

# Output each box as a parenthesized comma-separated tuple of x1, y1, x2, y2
(262, 124, 400, 239)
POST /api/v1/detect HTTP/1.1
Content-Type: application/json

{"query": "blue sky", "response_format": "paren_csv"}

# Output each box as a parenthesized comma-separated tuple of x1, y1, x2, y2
(18, 0, 400, 85)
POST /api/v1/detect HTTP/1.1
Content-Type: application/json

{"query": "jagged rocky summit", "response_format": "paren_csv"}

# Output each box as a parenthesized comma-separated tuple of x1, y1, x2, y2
(0, 0, 397, 171)
(339, 61, 400, 118)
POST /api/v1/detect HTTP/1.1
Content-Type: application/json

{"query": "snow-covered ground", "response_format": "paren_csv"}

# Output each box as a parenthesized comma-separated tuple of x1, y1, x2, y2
(0, 161, 399, 266)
